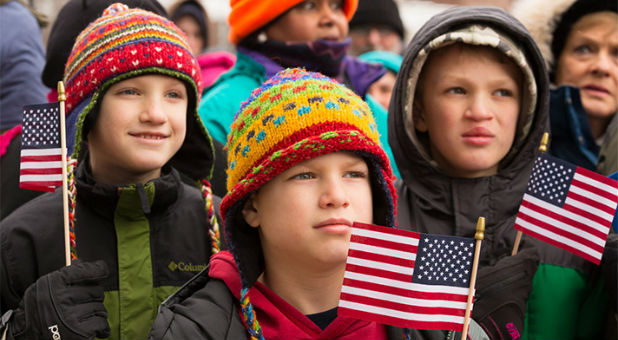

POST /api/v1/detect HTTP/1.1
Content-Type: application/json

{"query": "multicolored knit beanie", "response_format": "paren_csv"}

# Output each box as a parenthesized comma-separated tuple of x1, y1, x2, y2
(63, 3, 220, 256)
(228, 0, 359, 44)
(64, 2, 214, 181)
(219, 68, 396, 340)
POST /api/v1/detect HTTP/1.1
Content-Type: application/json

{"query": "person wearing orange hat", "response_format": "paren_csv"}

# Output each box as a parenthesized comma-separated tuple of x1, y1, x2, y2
(197, 0, 387, 147)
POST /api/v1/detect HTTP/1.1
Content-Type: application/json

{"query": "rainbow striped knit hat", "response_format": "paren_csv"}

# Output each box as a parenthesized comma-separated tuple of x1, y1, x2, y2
(64, 2, 213, 181)
(220, 68, 397, 340)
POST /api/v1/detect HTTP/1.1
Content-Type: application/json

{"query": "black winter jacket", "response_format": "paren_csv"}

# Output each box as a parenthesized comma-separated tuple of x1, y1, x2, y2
(1, 162, 218, 339)
(149, 266, 406, 340)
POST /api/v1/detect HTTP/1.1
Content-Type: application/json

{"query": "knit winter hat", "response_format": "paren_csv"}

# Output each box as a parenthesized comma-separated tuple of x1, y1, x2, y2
(42, 0, 167, 89)
(512, 0, 617, 81)
(64, 2, 214, 181)
(358, 50, 403, 74)
(349, 0, 404, 39)
(220, 68, 396, 339)
(228, 0, 359, 44)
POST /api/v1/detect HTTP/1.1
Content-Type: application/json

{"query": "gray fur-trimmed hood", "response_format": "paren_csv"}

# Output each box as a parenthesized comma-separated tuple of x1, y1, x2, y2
(389, 6, 549, 184)
(511, 0, 577, 73)
(388, 6, 550, 237)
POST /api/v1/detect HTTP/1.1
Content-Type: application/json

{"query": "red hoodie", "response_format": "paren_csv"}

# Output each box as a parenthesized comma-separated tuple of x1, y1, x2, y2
(209, 250, 389, 340)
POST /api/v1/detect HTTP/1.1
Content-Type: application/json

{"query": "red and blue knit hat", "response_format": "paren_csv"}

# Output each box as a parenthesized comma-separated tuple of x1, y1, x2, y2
(220, 68, 396, 340)
(62, 3, 220, 258)
(64, 2, 214, 181)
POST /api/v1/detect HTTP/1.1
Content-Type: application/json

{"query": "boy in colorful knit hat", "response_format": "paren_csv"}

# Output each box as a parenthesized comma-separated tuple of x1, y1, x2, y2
(0, 3, 220, 339)
(149, 68, 404, 339)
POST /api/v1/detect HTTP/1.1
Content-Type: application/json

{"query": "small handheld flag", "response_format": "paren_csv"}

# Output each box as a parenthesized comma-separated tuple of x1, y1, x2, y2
(338, 222, 481, 332)
(514, 152, 618, 264)
(19, 82, 73, 266)
(20, 102, 63, 192)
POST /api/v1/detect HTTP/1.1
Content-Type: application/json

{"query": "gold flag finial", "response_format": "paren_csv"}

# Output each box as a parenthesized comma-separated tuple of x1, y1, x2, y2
(475, 217, 485, 240)
(539, 132, 549, 152)
(57, 81, 66, 102)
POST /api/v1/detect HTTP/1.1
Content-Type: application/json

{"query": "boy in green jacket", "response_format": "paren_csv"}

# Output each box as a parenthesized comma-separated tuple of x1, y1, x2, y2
(0, 4, 219, 339)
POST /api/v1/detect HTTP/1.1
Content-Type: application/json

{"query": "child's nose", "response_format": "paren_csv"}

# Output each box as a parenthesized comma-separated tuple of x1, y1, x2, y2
(319, 178, 350, 209)
(141, 98, 167, 123)
(465, 94, 494, 121)
(319, 3, 339, 25)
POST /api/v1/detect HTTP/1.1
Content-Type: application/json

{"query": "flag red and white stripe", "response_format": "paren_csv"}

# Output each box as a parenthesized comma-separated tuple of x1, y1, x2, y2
(339, 222, 475, 331)
(515, 153, 618, 264)
(20, 103, 63, 192)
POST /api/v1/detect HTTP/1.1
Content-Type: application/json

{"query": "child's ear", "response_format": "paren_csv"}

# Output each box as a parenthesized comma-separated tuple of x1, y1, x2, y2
(413, 100, 428, 132)
(241, 194, 260, 228)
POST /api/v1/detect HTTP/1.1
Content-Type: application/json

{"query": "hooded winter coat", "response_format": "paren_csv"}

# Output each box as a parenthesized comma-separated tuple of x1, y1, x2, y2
(388, 6, 607, 340)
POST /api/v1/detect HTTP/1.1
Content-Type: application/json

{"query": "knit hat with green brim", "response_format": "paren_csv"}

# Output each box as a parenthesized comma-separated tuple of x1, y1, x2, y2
(64, 2, 214, 181)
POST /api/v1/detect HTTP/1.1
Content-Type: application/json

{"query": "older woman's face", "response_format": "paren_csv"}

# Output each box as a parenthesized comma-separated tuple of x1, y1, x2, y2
(555, 12, 618, 127)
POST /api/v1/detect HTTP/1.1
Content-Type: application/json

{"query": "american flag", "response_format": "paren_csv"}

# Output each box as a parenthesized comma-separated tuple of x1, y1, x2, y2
(514, 153, 618, 264)
(339, 222, 476, 331)
(20, 102, 63, 192)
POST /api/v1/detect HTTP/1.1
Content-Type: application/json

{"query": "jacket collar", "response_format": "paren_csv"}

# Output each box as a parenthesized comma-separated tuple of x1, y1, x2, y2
(75, 158, 181, 219)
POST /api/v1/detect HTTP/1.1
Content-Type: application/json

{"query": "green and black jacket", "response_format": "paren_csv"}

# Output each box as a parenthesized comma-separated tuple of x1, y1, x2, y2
(0, 161, 216, 339)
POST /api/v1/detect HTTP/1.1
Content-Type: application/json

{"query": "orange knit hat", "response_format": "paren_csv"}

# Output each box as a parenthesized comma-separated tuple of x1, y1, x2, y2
(228, 0, 358, 44)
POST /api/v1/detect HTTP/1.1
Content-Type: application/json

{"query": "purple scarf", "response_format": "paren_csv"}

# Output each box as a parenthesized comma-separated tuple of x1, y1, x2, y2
(242, 38, 351, 78)
(239, 38, 385, 98)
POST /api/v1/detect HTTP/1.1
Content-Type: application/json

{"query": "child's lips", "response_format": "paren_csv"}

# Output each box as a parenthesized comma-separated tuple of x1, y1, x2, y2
(462, 127, 494, 145)
(129, 131, 169, 143)
(315, 218, 352, 234)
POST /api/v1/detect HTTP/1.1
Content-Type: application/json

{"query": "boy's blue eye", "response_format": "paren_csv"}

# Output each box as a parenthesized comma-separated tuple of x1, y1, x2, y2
(119, 88, 138, 95)
(166, 91, 182, 99)
(494, 89, 513, 97)
(447, 87, 465, 95)
(292, 172, 314, 180)
(344, 171, 368, 179)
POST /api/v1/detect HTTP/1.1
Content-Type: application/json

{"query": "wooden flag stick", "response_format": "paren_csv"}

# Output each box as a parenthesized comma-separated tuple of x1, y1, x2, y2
(58, 81, 70, 267)
(461, 217, 485, 340)
(512, 132, 549, 256)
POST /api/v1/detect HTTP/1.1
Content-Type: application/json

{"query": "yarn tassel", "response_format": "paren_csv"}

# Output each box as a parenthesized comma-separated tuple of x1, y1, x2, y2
(201, 180, 220, 254)
(240, 287, 265, 340)
(67, 159, 78, 261)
